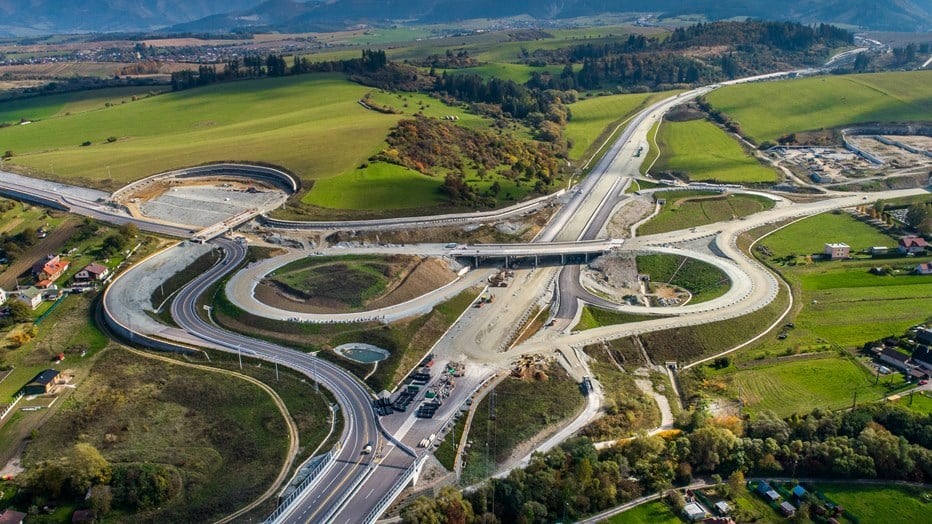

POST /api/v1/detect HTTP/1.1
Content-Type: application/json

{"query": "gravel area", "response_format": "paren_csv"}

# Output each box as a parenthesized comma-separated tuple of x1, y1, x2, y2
(1, 170, 110, 202)
(107, 241, 215, 336)
(139, 185, 286, 228)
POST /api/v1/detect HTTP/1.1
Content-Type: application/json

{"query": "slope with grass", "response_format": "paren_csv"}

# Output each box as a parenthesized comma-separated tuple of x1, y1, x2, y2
(0, 86, 162, 124)
(639, 191, 776, 235)
(706, 70, 932, 143)
(652, 118, 777, 183)
(757, 212, 895, 258)
(565, 91, 672, 160)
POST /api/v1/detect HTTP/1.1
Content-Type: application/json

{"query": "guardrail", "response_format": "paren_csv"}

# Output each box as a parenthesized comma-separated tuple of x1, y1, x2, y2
(110, 162, 299, 203)
(361, 455, 429, 524)
(263, 448, 336, 524)
(259, 190, 566, 231)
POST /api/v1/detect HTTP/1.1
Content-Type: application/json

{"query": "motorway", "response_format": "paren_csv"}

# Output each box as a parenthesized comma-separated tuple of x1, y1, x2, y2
(3, 63, 930, 524)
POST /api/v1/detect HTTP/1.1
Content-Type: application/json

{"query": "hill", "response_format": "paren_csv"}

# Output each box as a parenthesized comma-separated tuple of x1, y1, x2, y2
(0, 0, 930, 36)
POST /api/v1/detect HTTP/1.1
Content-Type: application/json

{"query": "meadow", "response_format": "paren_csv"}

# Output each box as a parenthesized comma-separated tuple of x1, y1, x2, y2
(576, 306, 657, 331)
(817, 483, 932, 523)
(639, 191, 776, 235)
(730, 355, 903, 416)
(637, 254, 731, 302)
(606, 501, 680, 523)
(651, 118, 778, 183)
(706, 70, 932, 143)
(0, 85, 162, 124)
(758, 212, 895, 257)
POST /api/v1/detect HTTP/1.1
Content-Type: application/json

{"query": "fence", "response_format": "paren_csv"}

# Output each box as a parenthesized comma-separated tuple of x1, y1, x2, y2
(263, 448, 336, 523)
(361, 455, 429, 523)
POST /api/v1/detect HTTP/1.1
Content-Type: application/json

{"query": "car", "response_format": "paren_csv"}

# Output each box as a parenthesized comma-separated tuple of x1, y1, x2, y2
(921, 380, 928, 386)
(362, 442, 373, 454)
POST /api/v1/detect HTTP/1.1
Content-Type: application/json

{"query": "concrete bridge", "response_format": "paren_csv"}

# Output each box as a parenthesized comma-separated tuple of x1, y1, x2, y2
(450, 239, 624, 267)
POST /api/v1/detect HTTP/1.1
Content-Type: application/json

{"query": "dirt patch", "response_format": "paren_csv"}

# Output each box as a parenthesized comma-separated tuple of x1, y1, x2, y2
(368, 257, 456, 309)
(582, 255, 641, 302)
(605, 198, 654, 238)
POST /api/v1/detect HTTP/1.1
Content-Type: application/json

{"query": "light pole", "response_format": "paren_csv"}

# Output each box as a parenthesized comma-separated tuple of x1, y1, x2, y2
(237, 345, 243, 370)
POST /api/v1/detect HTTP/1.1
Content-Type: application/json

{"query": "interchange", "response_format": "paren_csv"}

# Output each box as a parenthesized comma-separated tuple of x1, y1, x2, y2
(1, 65, 929, 524)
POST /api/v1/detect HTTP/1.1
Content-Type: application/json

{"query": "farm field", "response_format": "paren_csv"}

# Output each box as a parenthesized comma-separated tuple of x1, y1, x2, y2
(565, 91, 670, 160)
(729, 355, 903, 416)
(0, 85, 163, 124)
(817, 483, 931, 523)
(651, 118, 778, 183)
(758, 212, 896, 257)
(706, 70, 932, 143)
(638, 191, 776, 235)
(606, 500, 680, 524)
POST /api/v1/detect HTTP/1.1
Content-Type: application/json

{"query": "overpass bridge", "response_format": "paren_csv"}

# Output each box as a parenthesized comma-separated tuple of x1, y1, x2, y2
(450, 239, 624, 267)
(192, 208, 260, 243)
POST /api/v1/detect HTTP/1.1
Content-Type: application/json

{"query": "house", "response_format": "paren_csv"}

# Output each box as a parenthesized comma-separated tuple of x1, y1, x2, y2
(22, 369, 60, 396)
(32, 254, 70, 287)
(870, 246, 889, 255)
(908, 368, 929, 381)
(780, 501, 797, 517)
(824, 243, 850, 260)
(0, 509, 27, 524)
(756, 481, 781, 502)
(74, 262, 109, 282)
(917, 262, 932, 275)
(14, 286, 43, 310)
(683, 502, 707, 521)
(792, 485, 808, 499)
(876, 347, 912, 372)
(714, 500, 731, 515)
(918, 328, 932, 346)
(911, 346, 932, 370)
(898, 236, 929, 255)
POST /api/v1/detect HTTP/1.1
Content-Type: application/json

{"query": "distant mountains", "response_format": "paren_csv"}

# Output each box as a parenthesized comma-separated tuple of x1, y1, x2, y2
(1, 0, 931, 36)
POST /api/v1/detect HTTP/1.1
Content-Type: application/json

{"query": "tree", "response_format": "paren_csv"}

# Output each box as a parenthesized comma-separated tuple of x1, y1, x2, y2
(873, 199, 886, 215)
(436, 485, 474, 524)
(7, 300, 32, 323)
(726, 470, 745, 497)
(69, 443, 111, 493)
(402, 496, 443, 524)
(119, 222, 139, 239)
(905, 204, 929, 230)
(88, 484, 112, 516)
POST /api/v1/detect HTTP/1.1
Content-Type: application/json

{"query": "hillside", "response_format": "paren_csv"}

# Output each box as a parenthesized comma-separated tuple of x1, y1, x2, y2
(0, 0, 930, 36)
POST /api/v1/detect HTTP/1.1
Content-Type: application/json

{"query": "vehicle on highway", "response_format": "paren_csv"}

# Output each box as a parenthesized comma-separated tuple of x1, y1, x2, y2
(362, 442, 373, 454)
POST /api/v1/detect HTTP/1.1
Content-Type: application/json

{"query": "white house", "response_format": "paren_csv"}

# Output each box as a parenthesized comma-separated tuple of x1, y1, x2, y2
(823, 242, 850, 260)
(15, 287, 43, 310)
(74, 262, 109, 282)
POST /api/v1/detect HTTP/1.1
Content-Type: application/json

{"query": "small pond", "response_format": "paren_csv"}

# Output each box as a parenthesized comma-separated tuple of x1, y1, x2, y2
(333, 343, 390, 363)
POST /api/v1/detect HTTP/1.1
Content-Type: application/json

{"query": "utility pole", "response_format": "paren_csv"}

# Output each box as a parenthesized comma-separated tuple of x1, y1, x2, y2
(237, 345, 243, 370)
(275, 358, 279, 381)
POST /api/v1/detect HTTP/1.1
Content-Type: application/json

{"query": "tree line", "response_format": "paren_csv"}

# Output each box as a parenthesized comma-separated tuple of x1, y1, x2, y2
(402, 402, 932, 523)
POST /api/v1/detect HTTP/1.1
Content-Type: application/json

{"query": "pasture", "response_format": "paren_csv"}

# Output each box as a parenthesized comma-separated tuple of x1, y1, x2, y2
(0, 85, 162, 124)
(304, 163, 446, 210)
(706, 70, 932, 143)
(651, 118, 778, 183)
(639, 191, 775, 235)
(606, 501, 680, 524)
(817, 483, 931, 523)
(730, 356, 901, 416)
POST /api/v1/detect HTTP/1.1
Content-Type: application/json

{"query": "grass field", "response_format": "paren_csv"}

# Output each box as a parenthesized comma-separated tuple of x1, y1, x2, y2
(461, 363, 584, 484)
(731, 355, 903, 416)
(639, 191, 776, 235)
(637, 254, 731, 302)
(272, 259, 389, 308)
(817, 483, 932, 523)
(438, 63, 576, 84)
(565, 91, 672, 160)
(893, 391, 932, 414)
(640, 119, 662, 175)
(652, 118, 778, 183)
(576, 306, 656, 331)
(758, 212, 896, 257)
(0, 86, 163, 124)
(606, 500, 680, 524)
(706, 70, 932, 143)
(304, 162, 446, 210)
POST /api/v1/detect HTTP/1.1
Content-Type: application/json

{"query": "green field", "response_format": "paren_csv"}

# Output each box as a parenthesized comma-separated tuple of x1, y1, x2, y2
(637, 253, 731, 302)
(652, 118, 778, 183)
(439, 63, 575, 84)
(706, 70, 932, 143)
(639, 191, 776, 235)
(565, 91, 671, 160)
(576, 306, 657, 331)
(817, 483, 932, 523)
(606, 500, 680, 524)
(759, 212, 896, 257)
(731, 356, 903, 416)
(304, 162, 446, 210)
(0, 86, 162, 124)
(640, 119, 662, 175)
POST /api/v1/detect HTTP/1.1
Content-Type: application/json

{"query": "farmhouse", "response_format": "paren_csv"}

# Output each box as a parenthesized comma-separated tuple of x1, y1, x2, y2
(792, 485, 808, 499)
(823, 243, 850, 260)
(714, 501, 731, 515)
(74, 262, 109, 282)
(875, 347, 912, 371)
(898, 236, 929, 255)
(32, 254, 70, 288)
(21, 369, 60, 396)
(14, 286, 43, 309)
(780, 501, 797, 517)
(916, 262, 932, 275)
(756, 481, 781, 502)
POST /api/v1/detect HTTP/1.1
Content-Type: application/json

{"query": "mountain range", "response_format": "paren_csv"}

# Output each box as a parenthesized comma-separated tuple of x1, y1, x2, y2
(1, 0, 930, 36)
